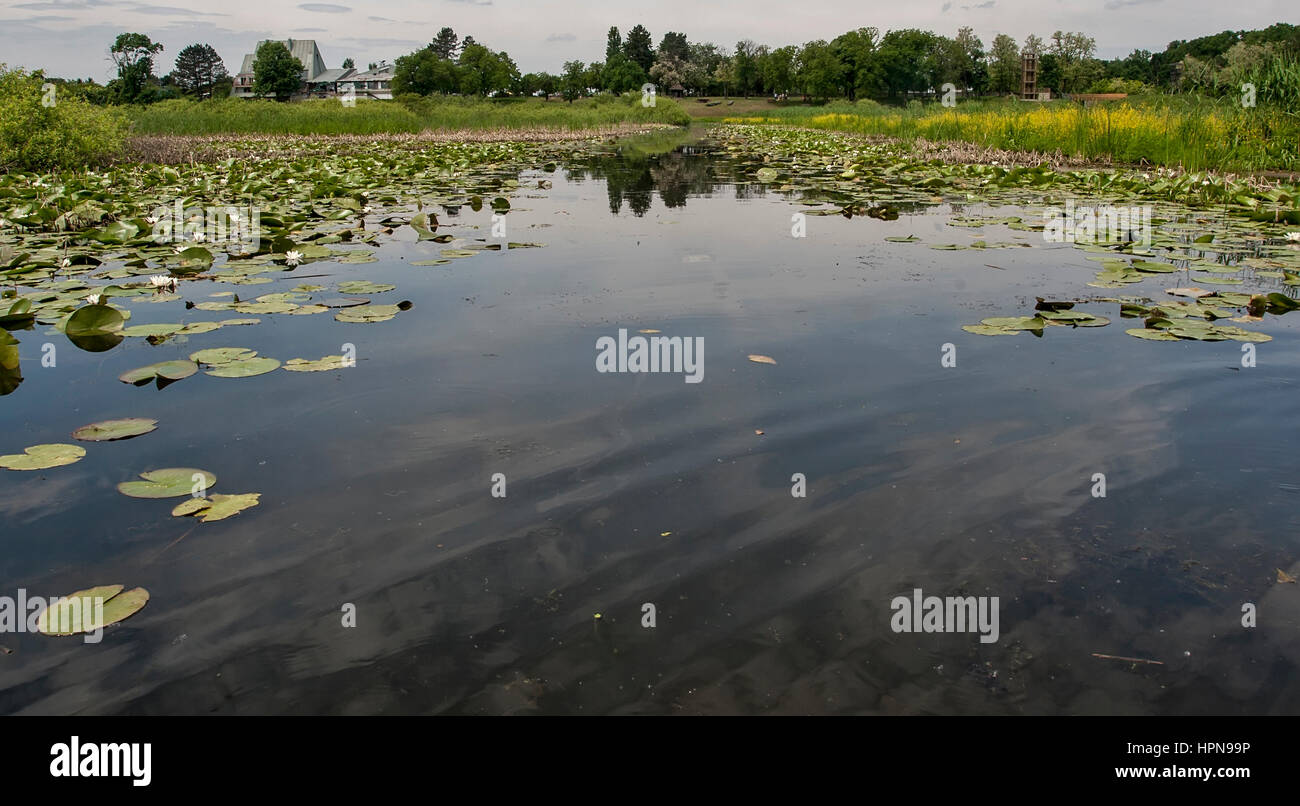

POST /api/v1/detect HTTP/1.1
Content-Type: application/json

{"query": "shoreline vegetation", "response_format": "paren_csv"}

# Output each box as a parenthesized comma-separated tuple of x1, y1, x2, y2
(125, 124, 681, 164)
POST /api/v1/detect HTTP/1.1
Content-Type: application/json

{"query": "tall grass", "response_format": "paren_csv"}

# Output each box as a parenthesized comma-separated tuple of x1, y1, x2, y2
(727, 96, 1300, 173)
(129, 94, 690, 136)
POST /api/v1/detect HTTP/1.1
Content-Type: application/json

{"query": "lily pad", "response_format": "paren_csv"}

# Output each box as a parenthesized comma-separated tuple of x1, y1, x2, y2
(204, 357, 281, 378)
(0, 443, 86, 471)
(334, 304, 401, 323)
(190, 347, 258, 366)
(65, 304, 124, 337)
(172, 493, 261, 522)
(37, 585, 149, 636)
(284, 355, 349, 372)
(72, 418, 158, 442)
(118, 467, 216, 499)
(337, 281, 395, 294)
(119, 360, 198, 385)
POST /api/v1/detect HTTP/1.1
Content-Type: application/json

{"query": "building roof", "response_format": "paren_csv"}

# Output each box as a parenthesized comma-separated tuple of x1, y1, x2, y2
(238, 39, 327, 80)
(345, 64, 395, 82)
(308, 67, 355, 84)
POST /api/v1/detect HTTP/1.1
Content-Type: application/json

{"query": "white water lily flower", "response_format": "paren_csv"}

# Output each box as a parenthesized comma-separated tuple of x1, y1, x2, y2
(1286, 232, 1300, 242)
(145, 215, 157, 224)
(362, 205, 373, 214)
(149, 275, 176, 289)
(173, 245, 185, 254)
(192, 231, 206, 243)
(285, 250, 303, 266)
(287, 179, 296, 185)
(85, 294, 101, 306)
(60, 258, 71, 268)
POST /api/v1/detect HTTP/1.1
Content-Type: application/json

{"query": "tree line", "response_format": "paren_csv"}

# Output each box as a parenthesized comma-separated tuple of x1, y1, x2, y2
(44, 21, 1300, 105)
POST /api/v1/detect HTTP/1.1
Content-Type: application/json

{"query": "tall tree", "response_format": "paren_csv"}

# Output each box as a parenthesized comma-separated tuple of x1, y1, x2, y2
(623, 25, 655, 73)
(172, 43, 228, 99)
(109, 32, 164, 102)
(253, 40, 304, 101)
(988, 33, 1021, 94)
(658, 31, 690, 62)
(431, 27, 460, 60)
(733, 40, 759, 97)
(342, 57, 355, 69)
(606, 27, 622, 63)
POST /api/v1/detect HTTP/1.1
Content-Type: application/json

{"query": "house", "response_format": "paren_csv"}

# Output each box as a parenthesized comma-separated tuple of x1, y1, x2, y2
(231, 39, 344, 100)
(305, 67, 356, 98)
(337, 63, 395, 101)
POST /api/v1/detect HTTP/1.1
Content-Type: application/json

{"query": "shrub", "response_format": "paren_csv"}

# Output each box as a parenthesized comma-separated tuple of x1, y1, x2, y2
(0, 65, 127, 172)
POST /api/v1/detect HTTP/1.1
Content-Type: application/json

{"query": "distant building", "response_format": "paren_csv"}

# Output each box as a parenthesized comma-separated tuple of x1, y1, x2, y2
(232, 39, 358, 100)
(338, 63, 395, 101)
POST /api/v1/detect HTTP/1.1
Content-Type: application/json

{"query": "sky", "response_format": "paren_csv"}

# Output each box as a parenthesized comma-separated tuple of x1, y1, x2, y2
(0, 0, 1293, 82)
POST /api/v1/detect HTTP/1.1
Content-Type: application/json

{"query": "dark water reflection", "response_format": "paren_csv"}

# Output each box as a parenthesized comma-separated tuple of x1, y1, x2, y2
(2, 132, 1299, 714)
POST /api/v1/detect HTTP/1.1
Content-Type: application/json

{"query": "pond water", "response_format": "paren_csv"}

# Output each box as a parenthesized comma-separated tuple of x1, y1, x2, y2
(2, 129, 1299, 714)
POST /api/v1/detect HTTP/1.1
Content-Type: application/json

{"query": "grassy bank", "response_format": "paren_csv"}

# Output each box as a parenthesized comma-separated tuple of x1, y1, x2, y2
(128, 94, 691, 136)
(725, 97, 1300, 173)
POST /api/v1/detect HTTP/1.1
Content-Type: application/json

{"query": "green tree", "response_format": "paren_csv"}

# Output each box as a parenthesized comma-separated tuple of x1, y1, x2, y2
(561, 60, 586, 101)
(109, 32, 164, 102)
(954, 26, 988, 95)
(604, 52, 647, 93)
(342, 57, 355, 69)
(252, 40, 304, 101)
(623, 25, 655, 73)
(875, 29, 939, 99)
(831, 27, 879, 99)
(172, 43, 228, 99)
(988, 33, 1020, 95)
(658, 31, 690, 62)
(431, 27, 460, 60)
(760, 45, 797, 96)
(734, 39, 758, 97)
(393, 47, 459, 95)
(606, 27, 622, 63)
(798, 41, 840, 100)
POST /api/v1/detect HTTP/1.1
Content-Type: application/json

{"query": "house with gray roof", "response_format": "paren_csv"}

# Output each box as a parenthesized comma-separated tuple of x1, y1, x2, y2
(231, 39, 335, 99)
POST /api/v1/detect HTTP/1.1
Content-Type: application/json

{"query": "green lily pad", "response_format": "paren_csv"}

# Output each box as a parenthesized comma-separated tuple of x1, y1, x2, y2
(1126, 328, 1181, 341)
(334, 304, 401, 323)
(118, 468, 216, 498)
(190, 347, 257, 366)
(0, 443, 86, 471)
(65, 304, 124, 337)
(204, 357, 281, 378)
(284, 355, 348, 372)
(337, 281, 394, 294)
(37, 585, 149, 636)
(119, 360, 198, 385)
(121, 323, 182, 338)
(172, 493, 261, 522)
(71, 418, 158, 442)
(962, 325, 1020, 336)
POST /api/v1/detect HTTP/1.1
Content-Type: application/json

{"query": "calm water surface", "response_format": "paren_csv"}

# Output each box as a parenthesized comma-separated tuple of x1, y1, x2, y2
(3, 133, 1299, 714)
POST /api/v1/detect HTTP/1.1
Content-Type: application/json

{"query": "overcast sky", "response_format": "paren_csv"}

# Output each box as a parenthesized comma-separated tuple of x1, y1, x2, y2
(0, 0, 1293, 81)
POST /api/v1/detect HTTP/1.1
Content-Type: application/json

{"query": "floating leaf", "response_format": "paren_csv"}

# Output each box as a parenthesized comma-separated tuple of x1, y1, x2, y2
(204, 357, 280, 378)
(38, 585, 149, 636)
(72, 418, 157, 442)
(173, 493, 261, 522)
(0, 443, 86, 471)
(747, 354, 777, 365)
(284, 356, 348, 372)
(121, 323, 182, 338)
(190, 347, 257, 366)
(337, 281, 394, 294)
(119, 360, 198, 385)
(1126, 328, 1180, 341)
(334, 304, 400, 323)
(65, 304, 124, 337)
(118, 468, 216, 499)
